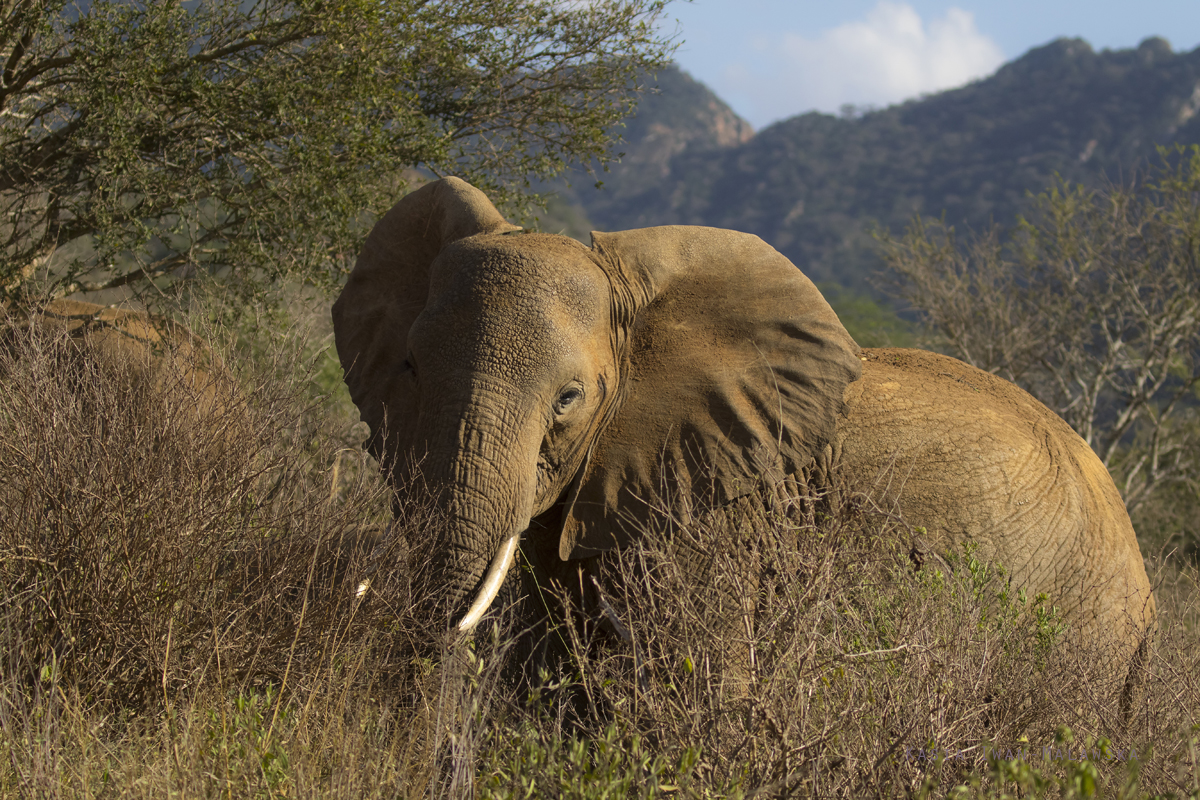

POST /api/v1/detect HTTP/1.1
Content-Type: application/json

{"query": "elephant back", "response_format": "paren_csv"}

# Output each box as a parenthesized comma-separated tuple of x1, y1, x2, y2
(837, 348, 1155, 658)
(2, 299, 246, 447)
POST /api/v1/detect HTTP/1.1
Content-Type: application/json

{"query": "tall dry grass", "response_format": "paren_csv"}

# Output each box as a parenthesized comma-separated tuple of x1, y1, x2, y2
(0, 300, 1196, 798)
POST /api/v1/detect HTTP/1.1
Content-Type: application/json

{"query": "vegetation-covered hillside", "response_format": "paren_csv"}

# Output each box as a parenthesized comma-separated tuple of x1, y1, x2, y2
(565, 37, 1200, 290)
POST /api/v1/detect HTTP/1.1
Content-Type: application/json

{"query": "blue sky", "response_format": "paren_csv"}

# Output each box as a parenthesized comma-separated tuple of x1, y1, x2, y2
(663, 1, 1200, 128)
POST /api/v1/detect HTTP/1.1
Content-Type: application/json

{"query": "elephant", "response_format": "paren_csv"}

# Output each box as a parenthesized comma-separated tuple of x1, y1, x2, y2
(2, 298, 243, 439)
(332, 177, 1155, 704)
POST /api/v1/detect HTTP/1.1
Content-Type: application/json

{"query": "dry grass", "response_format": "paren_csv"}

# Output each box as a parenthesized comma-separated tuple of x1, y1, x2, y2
(0, 299, 1197, 799)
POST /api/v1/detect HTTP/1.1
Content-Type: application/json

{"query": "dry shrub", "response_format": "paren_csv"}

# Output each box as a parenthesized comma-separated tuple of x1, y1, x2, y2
(477, 493, 1200, 799)
(0, 304, 1196, 798)
(0, 309, 410, 706)
(0, 301, 517, 796)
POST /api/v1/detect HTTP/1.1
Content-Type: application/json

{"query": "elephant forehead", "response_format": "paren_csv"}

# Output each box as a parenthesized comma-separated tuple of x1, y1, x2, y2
(418, 238, 608, 378)
(432, 235, 605, 313)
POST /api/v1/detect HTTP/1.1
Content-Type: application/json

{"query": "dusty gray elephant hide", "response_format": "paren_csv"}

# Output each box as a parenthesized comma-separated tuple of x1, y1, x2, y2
(332, 177, 1155, 698)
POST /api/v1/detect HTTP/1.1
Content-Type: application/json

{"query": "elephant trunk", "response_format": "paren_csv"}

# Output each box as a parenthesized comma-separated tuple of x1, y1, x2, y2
(417, 383, 537, 632)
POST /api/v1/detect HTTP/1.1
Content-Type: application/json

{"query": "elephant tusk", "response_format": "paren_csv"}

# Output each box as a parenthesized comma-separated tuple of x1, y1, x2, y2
(456, 531, 521, 632)
(351, 521, 393, 602)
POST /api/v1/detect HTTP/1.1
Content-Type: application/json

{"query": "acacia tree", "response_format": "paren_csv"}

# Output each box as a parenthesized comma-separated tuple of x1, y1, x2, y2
(880, 148, 1200, 513)
(0, 0, 674, 302)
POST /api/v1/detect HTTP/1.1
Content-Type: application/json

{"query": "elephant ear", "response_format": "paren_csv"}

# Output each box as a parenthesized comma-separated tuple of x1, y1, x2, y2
(559, 226, 862, 559)
(332, 177, 519, 466)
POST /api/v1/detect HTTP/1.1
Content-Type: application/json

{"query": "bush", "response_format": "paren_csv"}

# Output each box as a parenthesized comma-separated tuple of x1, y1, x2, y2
(0, 302, 1196, 798)
(0, 308, 386, 702)
(879, 150, 1200, 520)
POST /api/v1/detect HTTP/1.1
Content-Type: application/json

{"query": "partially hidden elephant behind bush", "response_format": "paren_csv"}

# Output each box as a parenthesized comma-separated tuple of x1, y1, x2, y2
(2, 298, 242, 438)
(332, 178, 1155, 705)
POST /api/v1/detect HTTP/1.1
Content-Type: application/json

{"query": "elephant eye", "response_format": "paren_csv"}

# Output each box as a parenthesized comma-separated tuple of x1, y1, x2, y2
(554, 386, 583, 414)
(401, 357, 416, 378)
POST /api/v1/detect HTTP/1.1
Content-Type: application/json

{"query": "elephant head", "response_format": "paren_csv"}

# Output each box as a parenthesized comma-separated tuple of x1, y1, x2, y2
(332, 178, 862, 631)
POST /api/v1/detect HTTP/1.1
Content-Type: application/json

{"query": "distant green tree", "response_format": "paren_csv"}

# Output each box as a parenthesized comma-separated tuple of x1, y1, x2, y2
(880, 149, 1200, 515)
(817, 283, 916, 349)
(0, 0, 674, 303)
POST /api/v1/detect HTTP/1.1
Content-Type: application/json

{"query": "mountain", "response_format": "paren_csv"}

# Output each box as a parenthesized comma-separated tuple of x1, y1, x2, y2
(538, 64, 753, 241)
(557, 37, 1200, 292)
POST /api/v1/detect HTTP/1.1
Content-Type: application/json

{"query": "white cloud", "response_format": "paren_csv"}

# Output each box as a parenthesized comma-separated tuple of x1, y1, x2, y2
(721, 2, 1005, 126)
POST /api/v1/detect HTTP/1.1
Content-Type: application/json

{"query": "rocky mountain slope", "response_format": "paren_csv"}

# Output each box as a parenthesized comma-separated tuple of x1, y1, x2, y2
(554, 37, 1200, 292)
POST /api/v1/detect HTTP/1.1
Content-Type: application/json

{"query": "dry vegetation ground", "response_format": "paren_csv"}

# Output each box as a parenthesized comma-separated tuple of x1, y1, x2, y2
(0, 297, 1197, 799)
